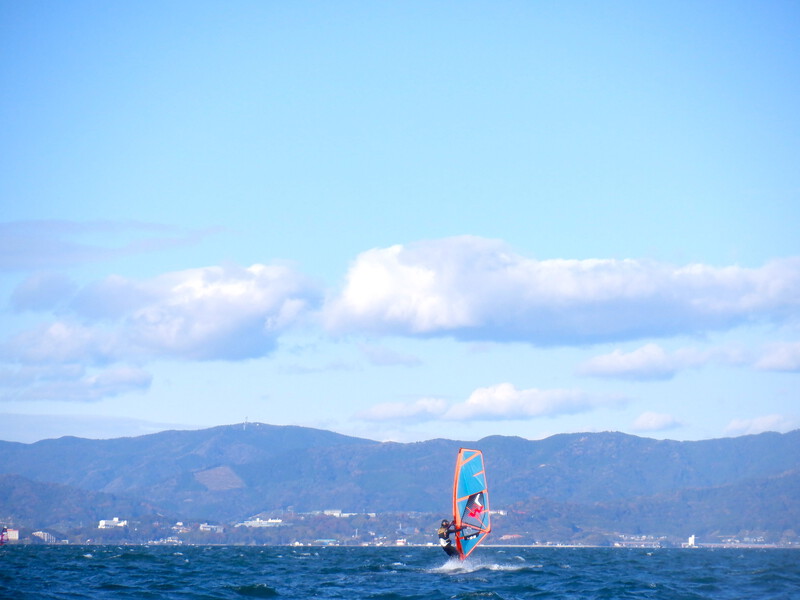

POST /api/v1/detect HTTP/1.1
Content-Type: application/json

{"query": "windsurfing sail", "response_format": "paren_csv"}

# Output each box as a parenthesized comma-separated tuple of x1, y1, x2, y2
(452, 448, 491, 559)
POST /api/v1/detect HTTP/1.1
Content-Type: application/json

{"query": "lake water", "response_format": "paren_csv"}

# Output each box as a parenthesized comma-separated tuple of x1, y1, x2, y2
(2, 545, 797, 599)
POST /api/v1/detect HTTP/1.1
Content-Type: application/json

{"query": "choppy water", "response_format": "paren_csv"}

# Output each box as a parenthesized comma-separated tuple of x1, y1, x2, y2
(2, 545, 798, 599)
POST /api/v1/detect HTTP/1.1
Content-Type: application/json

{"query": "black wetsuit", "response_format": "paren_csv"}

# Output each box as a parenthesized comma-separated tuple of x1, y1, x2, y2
(437, 523, 459, 557)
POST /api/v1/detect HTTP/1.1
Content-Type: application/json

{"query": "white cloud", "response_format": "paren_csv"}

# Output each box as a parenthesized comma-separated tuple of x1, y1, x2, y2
(724, 414, 799, 436)
(443, 383, 619, 421)
(1, 263, 319, 402)
(5, 263, 319, 365)
(581, 340, 800, 379)
(755, 342, 800, 372)
(325, 242, 473, 334)
(578, 343, 713, 380)
(358, 397, 448, 422)
(324, 237, 800, 344)
(4, 234, 799, 406)
(632, 411, 682, 432)
(123, 263, 317, 360)
(359, 383, 624, 424)
(71, 274, 158, 320)
(0, 365, 151, 402)
(5, 321, 120, 364)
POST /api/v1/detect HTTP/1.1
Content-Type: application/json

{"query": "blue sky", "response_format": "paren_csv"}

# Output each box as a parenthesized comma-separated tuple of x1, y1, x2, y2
(1, 1, 798, 444)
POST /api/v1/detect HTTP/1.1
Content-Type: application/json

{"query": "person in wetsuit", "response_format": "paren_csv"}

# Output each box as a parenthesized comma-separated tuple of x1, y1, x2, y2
(437, 519, 460, 557)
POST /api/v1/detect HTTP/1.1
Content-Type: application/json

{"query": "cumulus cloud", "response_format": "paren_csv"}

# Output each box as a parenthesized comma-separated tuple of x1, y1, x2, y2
(120, 263, 317, 360)
(4, 321, 119, 365)
(1, 263, 319, 401)
(324, 237, 800, 345)
(5, 263, 320, 364)
(358, 383, 624, 424)
(4, 233, 799, 406)
(443, 383, 621, 421)
(754, 342, 800, 372)
(70, 274, 159, 320)
(578, 343, 714, 380)
(632, 411, 682, 432)
(725, 414, 799, 436)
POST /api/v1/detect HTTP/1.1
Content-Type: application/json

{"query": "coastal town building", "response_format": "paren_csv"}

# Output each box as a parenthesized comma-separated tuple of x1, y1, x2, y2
(33, 531, 57, 543)
(98, 517, 128, 528)
(235, 517, 286, 528)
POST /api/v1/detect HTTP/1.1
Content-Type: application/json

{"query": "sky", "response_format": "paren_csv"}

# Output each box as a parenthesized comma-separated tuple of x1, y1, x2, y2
(1, 1, 798, 444)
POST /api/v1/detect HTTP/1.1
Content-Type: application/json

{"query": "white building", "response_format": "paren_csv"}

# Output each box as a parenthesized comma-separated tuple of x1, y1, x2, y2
(682, 535, 697, 548)
(98, 517, 128, 529)
(235, 517, 285, 528)
(33, 531, 57, 543)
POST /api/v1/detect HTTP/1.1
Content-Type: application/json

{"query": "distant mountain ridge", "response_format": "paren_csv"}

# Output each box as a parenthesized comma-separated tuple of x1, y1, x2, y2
(0, 424, 797, 541)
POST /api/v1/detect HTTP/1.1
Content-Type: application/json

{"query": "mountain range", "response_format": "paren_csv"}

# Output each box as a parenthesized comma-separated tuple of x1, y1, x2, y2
(0, 424, 797, 542)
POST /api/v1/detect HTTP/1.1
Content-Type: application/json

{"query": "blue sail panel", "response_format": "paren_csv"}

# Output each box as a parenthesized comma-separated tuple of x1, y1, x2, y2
(452, 448, 491, 559)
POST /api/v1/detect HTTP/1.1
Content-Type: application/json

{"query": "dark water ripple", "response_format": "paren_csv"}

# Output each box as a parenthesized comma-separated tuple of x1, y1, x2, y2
(2, 545, 798, 599)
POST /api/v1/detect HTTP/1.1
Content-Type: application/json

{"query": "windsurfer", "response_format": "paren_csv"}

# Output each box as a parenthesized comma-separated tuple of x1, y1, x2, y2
(437, 519, 461, 557)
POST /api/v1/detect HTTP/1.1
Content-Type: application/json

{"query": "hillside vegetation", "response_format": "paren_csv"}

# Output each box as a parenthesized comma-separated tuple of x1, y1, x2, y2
(1, 424, 797, 543)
